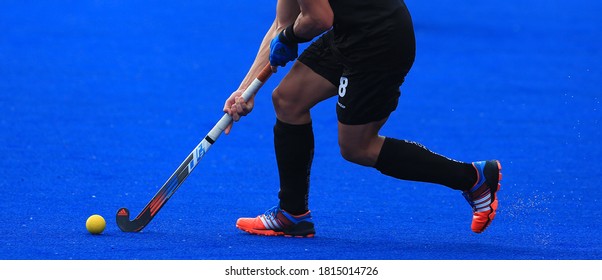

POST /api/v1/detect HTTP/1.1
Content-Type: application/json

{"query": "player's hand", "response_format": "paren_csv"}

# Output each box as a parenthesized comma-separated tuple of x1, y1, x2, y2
(269, 30, 298, 68)
(223, 89, 254, 135)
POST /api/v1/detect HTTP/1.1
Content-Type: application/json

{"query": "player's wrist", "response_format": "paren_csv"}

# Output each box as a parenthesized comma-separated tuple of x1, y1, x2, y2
(278, 24, 311, 45)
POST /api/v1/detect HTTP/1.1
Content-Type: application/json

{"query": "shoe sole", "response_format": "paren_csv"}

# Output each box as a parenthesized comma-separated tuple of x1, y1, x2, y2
(236, 225, 315, 238)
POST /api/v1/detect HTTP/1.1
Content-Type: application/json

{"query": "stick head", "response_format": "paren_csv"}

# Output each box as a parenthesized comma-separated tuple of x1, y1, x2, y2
(116, 207, 152, 232)
(115, 207, 134, 232)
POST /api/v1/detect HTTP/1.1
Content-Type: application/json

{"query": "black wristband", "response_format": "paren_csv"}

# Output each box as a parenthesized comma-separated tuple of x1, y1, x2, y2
(279, 24, 312, 44)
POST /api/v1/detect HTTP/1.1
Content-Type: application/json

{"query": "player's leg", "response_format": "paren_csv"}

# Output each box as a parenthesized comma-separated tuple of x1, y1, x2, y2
(271, 61, 337, 219)
(235, 62, 336, 237)
(336, 66, 501, 233)
(378, 143, 502, 234)
(339, 121, 501, 233)
(236, 33, 340, 237)
(336, 117, 478, 191)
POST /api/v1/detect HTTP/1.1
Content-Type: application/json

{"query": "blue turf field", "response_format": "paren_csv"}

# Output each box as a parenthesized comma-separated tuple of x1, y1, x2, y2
(1, 0, 601, 260)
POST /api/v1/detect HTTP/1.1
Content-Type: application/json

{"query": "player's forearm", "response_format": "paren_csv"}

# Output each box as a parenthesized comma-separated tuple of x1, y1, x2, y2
(238, 0, 301, 90)
(237, 20, 279, 91)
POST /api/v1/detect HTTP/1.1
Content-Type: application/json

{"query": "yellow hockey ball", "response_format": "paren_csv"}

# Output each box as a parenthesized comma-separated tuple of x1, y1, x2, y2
(86, 214, 106, 234)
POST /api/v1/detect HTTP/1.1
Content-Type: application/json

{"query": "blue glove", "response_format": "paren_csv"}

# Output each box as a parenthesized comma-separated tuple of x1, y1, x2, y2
(269, 30, 298, 67)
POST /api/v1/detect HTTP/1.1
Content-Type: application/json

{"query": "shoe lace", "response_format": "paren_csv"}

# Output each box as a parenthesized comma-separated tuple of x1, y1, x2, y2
(263, 206, 280, 219)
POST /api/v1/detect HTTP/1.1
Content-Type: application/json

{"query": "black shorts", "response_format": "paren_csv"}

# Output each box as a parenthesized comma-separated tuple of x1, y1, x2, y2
(298, 32, 412, 125)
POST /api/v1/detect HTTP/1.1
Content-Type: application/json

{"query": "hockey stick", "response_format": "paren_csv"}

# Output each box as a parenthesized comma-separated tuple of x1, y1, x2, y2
(116, 63, 273, 232)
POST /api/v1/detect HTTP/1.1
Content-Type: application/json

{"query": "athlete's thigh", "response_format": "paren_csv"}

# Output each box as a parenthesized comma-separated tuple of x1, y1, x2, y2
(274, 61, 338, 123)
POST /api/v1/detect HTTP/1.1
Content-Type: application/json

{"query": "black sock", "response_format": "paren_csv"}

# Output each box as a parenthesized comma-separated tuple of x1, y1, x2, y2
(274, 119, 314, 215)
(374, 137, 476, 191)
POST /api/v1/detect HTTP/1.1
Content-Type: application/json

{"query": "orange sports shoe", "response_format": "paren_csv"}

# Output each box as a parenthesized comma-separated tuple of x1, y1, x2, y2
(236, 206, 315, 237)
(463, 160, 502, 233)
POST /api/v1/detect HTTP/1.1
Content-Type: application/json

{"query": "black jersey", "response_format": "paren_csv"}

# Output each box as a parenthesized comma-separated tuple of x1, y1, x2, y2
(327, 0, 415, 70)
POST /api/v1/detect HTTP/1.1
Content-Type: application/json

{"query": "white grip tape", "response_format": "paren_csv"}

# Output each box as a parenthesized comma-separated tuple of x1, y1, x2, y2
(241, 79, 264, 102)
(206, 78, 265, 142)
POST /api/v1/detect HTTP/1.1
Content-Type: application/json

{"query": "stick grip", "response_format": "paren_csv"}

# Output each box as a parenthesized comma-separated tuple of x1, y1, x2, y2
(241, 63, 273, 101)
(256, 63, 273, 83)
(209, 63, 273, 141)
